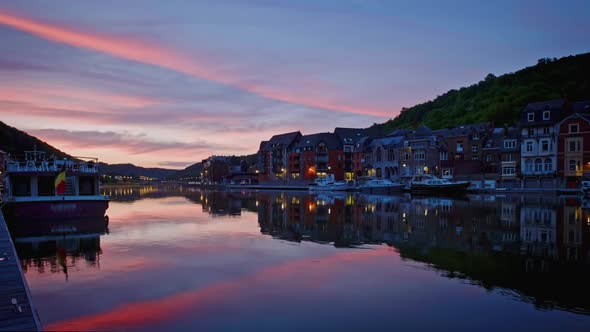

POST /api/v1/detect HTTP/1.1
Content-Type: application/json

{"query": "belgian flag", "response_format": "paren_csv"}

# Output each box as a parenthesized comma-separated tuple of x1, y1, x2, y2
(55, 169, 66, 195)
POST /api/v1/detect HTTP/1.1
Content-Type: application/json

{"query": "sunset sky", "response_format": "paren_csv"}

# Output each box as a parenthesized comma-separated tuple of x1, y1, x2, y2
(1, 0, 588, 168)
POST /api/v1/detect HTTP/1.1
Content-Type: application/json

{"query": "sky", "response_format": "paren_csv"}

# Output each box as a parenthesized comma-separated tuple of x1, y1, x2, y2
(1, 0, 589, 168)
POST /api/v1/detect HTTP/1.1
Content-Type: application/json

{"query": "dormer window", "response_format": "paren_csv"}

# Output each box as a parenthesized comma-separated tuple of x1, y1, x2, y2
(543, 111, 550, 120)
(472, 133, 480, 140)
(528, 112, 534, 122)
(569, 123, 579, 133)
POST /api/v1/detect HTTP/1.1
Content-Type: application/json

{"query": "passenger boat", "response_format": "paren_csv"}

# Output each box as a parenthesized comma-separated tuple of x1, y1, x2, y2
(357, 178, 405, 195)
(409, 174, 470, 196)
(0, 151, 109, 223)
(308, 174, 356, 192)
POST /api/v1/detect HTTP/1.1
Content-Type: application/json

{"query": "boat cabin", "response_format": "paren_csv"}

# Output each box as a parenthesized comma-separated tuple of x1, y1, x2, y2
(3, 151, 101, 198)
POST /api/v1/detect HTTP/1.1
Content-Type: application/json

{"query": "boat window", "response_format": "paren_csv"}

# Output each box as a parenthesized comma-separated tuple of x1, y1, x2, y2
(12, 176, 31, 196)
(79, 176, 96, 195)
(38, 176, 55, 196)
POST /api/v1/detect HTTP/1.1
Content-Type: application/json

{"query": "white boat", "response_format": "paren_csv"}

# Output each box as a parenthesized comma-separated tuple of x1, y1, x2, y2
(308, 174, 355, 192)
(409, 174, 470, 196)
(357, 178, 405, 194)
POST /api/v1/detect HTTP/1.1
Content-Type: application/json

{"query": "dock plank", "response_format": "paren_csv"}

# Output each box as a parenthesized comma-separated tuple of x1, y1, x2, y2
(0, 211, 41, 331)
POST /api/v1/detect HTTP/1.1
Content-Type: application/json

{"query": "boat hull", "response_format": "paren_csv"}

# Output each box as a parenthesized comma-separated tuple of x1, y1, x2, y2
(2, 200, 109, 223)
(358, 185, 405, 195)
(410, 182, 470, 196)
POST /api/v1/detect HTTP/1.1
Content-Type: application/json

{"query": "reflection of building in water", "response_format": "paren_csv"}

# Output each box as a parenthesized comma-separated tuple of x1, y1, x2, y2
(200, 190, 259, 217)
(559, 198, 590, 262)
(520, 198, 557, 260)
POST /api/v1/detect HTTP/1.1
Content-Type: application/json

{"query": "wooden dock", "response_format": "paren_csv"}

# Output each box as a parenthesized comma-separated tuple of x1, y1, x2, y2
(0, 211, 41, 331)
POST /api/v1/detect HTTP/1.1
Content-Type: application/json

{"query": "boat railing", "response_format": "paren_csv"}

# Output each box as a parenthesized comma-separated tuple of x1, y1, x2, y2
(6, 157, 99, 174)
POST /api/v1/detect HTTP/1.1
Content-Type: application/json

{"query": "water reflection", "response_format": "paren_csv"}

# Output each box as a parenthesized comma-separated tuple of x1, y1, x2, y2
(253, 191, 590, 314)
(14, 185, 590, 322)
(14, 217, 108, 280)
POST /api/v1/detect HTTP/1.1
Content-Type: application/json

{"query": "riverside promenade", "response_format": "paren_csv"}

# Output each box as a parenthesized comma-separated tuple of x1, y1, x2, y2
(0, 211, 41, 331)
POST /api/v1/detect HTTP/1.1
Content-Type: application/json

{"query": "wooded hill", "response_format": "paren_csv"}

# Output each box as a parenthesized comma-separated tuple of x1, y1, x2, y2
(374, 52, 590, 131)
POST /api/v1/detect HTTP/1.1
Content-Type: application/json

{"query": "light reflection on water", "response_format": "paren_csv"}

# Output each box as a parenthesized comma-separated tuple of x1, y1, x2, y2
(10, 186, 590, 331)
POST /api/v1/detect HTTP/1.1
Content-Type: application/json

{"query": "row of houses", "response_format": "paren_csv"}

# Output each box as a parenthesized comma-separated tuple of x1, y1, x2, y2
(257, 99, 590, 188)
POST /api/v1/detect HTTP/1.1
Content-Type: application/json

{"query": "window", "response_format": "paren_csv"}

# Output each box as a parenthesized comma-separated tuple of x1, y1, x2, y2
(504, 140, 517, 149)
(502, 167, 516, 175)
(403, 152, 410, 161)
(440, 151, 448, 161)
(525, 159, 533, 172)
(456, 142, 463, 152)
(544, 158, 552, 172)
(569, 159, 577, 171)
(569, 123, 579, 133)
(543, 111, 550, 120)
(541, 140, 549, 152)
(486, 154, 492, 162)
(472, 145, 479, 153)
(526, 141, 533, 152)
(415, 166, 424, 175)
(503, 154, 514, 162)
(528, 112, 534, 122)
(528, 128, 535, 136)
(413, 151, 425, 160)
(543, 127, 550, 135)
(472, 156, 479, 161)
(568, 139, 581, 152)
(387, 147, 395, 161)
(534, 159, 542, 172)
(375, 147, 382, 162)
(472, 133, 480, 140)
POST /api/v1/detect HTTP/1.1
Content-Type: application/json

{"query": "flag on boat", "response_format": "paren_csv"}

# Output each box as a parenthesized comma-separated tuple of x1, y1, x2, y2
(55, 170, 66, 195)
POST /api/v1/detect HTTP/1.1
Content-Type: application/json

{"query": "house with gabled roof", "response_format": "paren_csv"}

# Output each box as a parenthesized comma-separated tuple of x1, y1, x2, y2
(289, 132, 343, 181)
(257, 131, 302, 181)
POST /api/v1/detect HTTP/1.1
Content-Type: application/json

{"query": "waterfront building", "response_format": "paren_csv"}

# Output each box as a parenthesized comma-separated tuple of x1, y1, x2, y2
(370, 134, 405, 179)
(289, 132, 343, 181)
(499, 127, 521, 188)
(519, 100, 563, 188)
(257, 131, 302, 181)
(334, 127, 383, 181)
(557, 101, 590, 187)
(434, 123, 493, 182)
(397, 125, 445, 178)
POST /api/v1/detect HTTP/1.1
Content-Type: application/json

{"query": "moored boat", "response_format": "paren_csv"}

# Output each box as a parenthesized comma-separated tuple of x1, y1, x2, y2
(1, 151, 110, 223)
(357, 178, 405, 195)
(409, 174, 470, 196)
(308, 174, 356, 192)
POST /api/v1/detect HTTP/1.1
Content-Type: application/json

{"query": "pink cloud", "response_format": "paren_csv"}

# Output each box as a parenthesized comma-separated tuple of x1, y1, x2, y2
(0, 10, 392, 118)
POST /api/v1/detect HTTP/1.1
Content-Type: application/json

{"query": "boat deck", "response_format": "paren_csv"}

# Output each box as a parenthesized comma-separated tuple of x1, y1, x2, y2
(0, 211, 41, 331)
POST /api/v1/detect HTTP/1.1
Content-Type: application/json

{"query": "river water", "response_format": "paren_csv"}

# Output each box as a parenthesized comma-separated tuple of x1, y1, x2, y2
(10, 186, 590, 331)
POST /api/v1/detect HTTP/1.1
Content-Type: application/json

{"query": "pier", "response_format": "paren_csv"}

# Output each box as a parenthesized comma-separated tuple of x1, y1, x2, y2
(0, 211, 41, 331)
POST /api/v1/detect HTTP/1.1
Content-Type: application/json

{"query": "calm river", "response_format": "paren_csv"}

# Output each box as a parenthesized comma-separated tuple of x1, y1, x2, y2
(10, 186, 590, 331)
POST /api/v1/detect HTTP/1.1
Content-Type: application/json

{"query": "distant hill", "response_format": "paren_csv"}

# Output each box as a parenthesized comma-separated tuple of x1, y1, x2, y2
(375, 52, 590, 131)
(0, 121, 178, 179)
(98, 163, 177, 179)
(166, 154, 258, 180)
(0, 121, 72, 158)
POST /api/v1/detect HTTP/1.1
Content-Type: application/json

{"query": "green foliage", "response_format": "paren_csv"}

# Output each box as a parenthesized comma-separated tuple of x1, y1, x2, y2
(375, 52, 590, 131)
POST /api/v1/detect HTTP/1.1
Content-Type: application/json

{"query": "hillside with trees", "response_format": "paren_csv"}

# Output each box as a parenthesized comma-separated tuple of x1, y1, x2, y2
(375, 52, 590, 131)
(0, 121, 72, 158)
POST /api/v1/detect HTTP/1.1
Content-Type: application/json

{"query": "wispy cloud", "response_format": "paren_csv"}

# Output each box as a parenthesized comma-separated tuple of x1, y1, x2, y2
(0, 10, 391, 118)
(28, 129, 237, 155)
